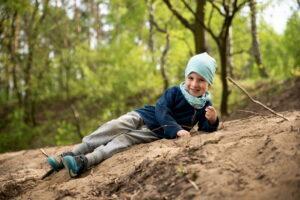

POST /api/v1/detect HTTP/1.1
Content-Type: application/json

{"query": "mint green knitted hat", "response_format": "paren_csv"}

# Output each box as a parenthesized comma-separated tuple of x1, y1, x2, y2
(185, 52, 217, 85)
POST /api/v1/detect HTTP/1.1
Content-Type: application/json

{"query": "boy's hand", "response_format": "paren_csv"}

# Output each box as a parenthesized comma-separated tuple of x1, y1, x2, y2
(205, 106, 217, 124)
(177, 130, 191, 137)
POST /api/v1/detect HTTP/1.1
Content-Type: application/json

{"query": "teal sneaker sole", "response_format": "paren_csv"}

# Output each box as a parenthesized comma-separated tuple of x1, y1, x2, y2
(47, 156, 63, 171)
(62, 156, 79, 178)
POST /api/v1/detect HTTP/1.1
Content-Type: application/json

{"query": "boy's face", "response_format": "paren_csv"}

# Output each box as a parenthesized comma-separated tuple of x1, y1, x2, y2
(185, 72, 208, 97)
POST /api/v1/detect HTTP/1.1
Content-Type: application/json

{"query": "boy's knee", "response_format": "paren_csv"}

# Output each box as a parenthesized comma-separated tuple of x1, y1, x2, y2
(81, 139, 94, 151)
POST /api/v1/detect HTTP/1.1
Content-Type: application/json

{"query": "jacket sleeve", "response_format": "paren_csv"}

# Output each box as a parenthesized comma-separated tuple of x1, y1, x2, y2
(198, 117, 219, 133)
(198, 103, 219, 133)
(155, 88, 183, 139)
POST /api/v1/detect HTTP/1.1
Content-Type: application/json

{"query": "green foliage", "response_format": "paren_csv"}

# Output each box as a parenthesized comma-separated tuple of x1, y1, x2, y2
(283, 11, 300, 74)
(55, 121, 77, 146)
(0, 0, 298, 153)
(231, 14, 252, 78)
(0, 0, 30, 14)
(0, 109, 32, 152)
(259, 22, 286, 78)
(175, 163, 188, 177)
(256, 11, 300, 78)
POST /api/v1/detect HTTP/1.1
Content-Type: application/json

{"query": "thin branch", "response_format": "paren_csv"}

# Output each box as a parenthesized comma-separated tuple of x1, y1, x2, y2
(181, 0, 196, 15)
(236, 0, 249, 12)
(38, 0, 50, 25)
(208, 5, 215, 27)
(147, 0, 166, 33)
(194, 2, 218, 41)
(207, 0, 226, 16)
(162, 0, 194, 31)
(222, 0, 229, 13)
(146, 0, 155, 55)
(227, 77, 289, 121)
(231, 0, 249, 19)
(196, 18, 218, 42)
(232, 0, 238, 10)
(230, 49, 247, 56)
(159, 32, 170, 90)
(150, 16, 167, 33)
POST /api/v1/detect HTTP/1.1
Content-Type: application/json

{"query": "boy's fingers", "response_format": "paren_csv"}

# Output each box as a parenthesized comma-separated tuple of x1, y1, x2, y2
(206, 107, 216, 115)
(207, 106, 215, 111)
(205, 106, 213, 111)
(205, 114, 209, 120)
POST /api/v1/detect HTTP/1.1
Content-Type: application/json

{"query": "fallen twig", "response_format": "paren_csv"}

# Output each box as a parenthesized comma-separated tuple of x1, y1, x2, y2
(40, 148, 56, 179)
(40, 148, 49, 157)
(188, 178, 200, 191)
(227, 77, 289, 121)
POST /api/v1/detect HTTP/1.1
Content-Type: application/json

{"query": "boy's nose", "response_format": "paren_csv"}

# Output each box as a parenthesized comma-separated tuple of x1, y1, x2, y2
(191, 80, 198, 87)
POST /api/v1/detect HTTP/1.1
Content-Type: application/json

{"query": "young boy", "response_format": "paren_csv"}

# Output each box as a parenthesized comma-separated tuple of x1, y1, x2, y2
(47, 52, 219, 178)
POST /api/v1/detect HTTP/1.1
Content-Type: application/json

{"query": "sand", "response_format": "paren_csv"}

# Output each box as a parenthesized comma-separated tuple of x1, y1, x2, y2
(0, 111, 299, 200)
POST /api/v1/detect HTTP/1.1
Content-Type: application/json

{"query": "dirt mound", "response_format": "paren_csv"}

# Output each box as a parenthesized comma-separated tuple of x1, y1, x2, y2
(0, 111, 299, 200)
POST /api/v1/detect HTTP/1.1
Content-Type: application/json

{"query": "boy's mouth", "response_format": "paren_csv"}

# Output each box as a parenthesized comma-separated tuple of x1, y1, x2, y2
(190, 88, 200, 93)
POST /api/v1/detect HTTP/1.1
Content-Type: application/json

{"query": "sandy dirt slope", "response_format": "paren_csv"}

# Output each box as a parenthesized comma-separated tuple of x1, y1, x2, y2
(0, 111, 299, 200)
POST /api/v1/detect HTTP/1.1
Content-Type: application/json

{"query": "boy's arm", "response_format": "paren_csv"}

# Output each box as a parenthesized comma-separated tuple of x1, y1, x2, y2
(198, 117, 219, 132)
(198, 104, 219, 133)
(155, 88, 183, 139)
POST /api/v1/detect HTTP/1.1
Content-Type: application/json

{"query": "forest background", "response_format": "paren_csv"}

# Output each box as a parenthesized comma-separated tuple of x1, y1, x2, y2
(0, 0, 299, 153)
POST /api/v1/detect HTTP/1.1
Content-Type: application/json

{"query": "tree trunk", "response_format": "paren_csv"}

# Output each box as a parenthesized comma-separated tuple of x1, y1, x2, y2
(23, 0, 49, 126)
(160, 33, 170, 90)
(65, 64, 70, 100)
(249, 0, 268, 78)
(164, 0, 248, 115)
(194, 0, 207, 53)
(74, 0, 81, 34)
(23, 43, 35, 125)
(227, 26, 234, 77)
(2, 25, 10, 101)
(162, 0, 207, 54)
(147, 0, 155, 63)
(95, 2, 102, 41)
(10, 11, 22, 106)
(4, 55, 10, 101)
(218, 40, 230, 116)
(147, 0, 170, 89)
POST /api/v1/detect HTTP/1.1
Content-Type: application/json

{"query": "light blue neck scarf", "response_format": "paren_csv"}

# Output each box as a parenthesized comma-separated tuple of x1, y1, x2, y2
(179, 82, 211, 109)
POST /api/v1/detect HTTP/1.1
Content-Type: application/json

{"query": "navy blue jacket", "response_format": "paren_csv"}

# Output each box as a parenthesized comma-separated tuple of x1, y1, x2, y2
(135, 86, 219, 139)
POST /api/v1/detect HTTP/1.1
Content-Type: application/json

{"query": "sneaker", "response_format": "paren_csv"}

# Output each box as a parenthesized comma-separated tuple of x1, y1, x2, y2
(47, 152, 75, 171)
(62, 154, 88, 178)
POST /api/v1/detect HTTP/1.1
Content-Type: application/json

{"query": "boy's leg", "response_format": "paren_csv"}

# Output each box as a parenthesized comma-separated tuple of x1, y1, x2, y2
(85, 125, 159, 167)
(63, 129, 156, 178)
(72, 143, 91, 155)
(67, 111, 144, 156)
(79, 111, 144, 153)
(47, 111, 141, 172)
(62, 111, 157, 176)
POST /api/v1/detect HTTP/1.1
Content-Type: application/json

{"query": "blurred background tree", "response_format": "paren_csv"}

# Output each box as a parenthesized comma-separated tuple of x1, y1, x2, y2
(0, 0, 298, 152)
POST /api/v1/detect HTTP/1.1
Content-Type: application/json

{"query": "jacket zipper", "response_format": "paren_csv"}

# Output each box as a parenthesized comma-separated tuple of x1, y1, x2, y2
(191, 109, 197, 126)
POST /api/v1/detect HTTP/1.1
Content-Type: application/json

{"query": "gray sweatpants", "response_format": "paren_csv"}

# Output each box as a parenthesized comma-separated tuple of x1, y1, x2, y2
(72, 111, 159, 167)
